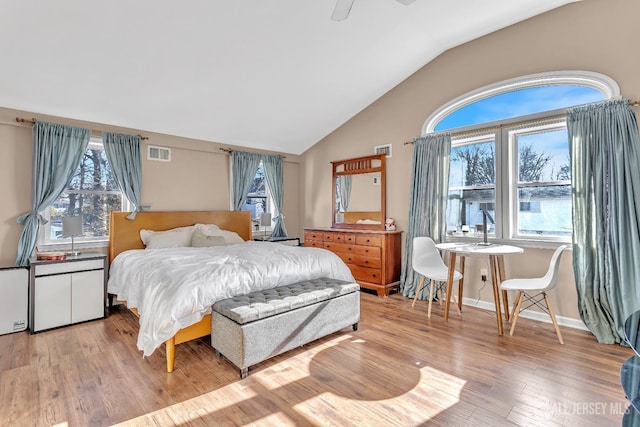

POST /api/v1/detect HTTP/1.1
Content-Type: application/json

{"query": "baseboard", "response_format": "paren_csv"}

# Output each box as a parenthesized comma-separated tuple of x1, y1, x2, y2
(461, 297, 589, 331)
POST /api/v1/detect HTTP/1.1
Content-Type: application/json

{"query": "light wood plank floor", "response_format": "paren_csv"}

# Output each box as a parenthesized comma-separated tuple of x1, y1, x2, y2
(0, 291, 633, 427)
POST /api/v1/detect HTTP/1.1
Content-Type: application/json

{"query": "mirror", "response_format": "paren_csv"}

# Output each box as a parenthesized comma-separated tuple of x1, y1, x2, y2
(332, 154, 386, 230)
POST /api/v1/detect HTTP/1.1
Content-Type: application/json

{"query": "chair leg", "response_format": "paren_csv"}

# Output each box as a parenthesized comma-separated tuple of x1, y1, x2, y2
(427, 279, 435, 318)
(544, 293, 564, 344)
(412, 276, 426, 307)
(509, 291, 524, 336)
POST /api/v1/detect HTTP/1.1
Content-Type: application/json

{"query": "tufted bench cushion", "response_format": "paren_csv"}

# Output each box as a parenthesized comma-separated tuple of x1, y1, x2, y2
(212, 278, 360, 325)
(211, 277, 360, 378)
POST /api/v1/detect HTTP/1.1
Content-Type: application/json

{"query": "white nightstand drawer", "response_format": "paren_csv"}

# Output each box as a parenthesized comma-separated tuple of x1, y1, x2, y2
(34, 259, 104, 276)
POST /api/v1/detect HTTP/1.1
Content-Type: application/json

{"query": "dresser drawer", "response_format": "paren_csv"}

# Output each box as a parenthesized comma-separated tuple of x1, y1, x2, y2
(350, 265, 382, 284)
(323, 242, 353, 254)
(353, 254, 381, 268)
(304, 231, 324, 241)
(34, 259, 104, 276)
(305, 239, 324, 248)
(323, 232, 355, 244)
(353, 245, 380, 258)
(355, 235, 381, 247)
(336, 252, 355, 265)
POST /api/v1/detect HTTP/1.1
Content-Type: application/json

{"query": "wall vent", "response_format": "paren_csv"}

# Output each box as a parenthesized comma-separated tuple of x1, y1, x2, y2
(374, 144, 392, 158)
(147, 145, 171, 162)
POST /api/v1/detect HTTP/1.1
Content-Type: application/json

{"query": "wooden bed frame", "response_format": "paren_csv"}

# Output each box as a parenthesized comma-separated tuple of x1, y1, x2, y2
(108, 210, 252, 373)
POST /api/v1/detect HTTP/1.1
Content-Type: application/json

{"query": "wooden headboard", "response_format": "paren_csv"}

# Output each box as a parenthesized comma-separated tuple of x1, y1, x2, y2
(108, 210, 252, 263)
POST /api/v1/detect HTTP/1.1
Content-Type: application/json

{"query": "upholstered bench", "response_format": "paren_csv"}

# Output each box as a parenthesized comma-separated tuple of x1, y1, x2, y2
(211, 277, 360, 379)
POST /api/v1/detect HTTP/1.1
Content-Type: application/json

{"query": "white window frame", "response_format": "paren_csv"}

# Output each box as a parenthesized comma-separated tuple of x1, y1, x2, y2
(38, 138, 129, 251)
(434, 70, 619, 248)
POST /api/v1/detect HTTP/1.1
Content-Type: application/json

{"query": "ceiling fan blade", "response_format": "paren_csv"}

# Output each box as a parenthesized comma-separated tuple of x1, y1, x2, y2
(395, 0, 416, 5)
(331, 0, 355, 21)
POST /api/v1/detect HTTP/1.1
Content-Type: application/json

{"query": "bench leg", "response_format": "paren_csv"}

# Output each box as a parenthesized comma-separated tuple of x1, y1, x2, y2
(352, 322, 358, 331)
(240, 367, 248, 379)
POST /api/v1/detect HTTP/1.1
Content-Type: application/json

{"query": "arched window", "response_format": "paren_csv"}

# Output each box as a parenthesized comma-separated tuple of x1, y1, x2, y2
(428, 71, 619, 244)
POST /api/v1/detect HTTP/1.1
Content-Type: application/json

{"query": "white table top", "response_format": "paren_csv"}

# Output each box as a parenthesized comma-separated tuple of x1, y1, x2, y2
(435, 242, 524, 256)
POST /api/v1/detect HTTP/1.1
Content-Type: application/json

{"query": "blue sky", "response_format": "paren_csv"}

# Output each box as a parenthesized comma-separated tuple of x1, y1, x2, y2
(435, 85, 604, 131)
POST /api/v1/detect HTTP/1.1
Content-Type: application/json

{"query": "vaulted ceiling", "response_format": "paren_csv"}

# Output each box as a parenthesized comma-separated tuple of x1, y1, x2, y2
(0, 0, 578, 154)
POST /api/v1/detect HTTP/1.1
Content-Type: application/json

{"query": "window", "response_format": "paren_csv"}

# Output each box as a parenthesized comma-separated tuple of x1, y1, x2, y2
(241, 162, 273, 227)
(429, 71, 618, 243)
(42, 139, 128, 245)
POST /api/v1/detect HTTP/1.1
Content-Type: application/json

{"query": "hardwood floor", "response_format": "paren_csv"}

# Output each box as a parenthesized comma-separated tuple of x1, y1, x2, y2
(0, 291, 633, 426)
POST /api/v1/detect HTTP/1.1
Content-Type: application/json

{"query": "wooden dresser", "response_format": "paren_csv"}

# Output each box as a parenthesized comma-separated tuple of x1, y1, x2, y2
(304, 227, 402, 296)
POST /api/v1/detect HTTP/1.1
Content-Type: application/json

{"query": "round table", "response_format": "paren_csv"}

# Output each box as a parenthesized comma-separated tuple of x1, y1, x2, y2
(435, 242, 523, 335)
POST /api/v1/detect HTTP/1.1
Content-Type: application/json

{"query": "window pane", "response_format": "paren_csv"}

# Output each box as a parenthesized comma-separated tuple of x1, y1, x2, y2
(435, 85, 603, 131)
(450, 141, 496, 187)
(517, 129, 570, 183)
(517, 185, 571, 236)
(241, 164, 268, 219)
(49, 192, 122, 240)
(447, 188, 496, 232)
(67, 148, 119, 191)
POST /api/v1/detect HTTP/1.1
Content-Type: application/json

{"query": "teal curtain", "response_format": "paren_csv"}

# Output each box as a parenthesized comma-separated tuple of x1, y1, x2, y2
(102, 132, 142, 219)
(16, 122, 91, 266)
(262, 154, 287, 237)
(400, 133, 452, 298)
(567, 99, 640, 344)
(231, 151, 262, 211)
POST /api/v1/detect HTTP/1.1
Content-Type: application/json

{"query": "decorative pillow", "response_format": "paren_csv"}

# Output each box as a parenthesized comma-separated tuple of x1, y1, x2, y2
(191, 229, 227, 247)
(140, 226, 195, 249)
(195, 225, 245, 245)
(194, 223, 221, 234)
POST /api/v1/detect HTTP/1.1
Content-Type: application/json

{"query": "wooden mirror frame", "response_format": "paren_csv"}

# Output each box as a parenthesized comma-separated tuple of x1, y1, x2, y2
(331, 153, 386, 230)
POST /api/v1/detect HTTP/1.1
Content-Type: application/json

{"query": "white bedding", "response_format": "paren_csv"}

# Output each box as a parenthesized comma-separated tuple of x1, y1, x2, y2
(107, 241, 355, 356)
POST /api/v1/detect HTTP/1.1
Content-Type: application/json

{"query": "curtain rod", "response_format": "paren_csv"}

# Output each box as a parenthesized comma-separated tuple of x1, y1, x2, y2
(404, 99, 640, 145)
(15, 117, 149, 140)
(219, 147, 286, 159)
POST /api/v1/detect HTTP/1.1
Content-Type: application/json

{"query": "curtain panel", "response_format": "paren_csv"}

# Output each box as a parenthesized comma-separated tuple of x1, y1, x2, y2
(261, 154, 288, 237)
(400, 133, 452, 298)
(567, 99, 640, 344)
(230, 151, 263, 211)
(15, 122, 91, 266)
(102, 132, 142, 219)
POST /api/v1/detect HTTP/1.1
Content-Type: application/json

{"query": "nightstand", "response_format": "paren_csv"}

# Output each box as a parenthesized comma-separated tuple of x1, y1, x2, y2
(29, 252, 108, 333)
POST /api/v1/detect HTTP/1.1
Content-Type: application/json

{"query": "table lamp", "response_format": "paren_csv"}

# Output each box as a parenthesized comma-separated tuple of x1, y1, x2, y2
(260, 212, 272, 241)
(62, 215, 83, 256)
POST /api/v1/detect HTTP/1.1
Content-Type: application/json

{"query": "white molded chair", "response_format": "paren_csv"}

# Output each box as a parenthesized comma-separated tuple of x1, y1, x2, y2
(411, 237, 463, 318)
(499, 245, 569, 344)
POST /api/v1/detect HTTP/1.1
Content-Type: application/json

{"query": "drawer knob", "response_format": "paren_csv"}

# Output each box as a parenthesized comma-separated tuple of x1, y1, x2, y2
(372, 274, 377, 278)
(366, 239, 370, 243)
(364, 260, 368, 264)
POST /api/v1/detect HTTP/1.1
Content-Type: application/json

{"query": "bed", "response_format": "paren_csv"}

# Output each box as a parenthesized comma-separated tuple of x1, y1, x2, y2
(107, 210, 354, 372)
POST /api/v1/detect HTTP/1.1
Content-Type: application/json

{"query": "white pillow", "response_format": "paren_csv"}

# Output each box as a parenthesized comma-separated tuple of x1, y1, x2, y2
(140, 226, 195, 249)
(191, 229, 227, 247)
(194, 223, 221, 234)
(195, 224, 245, 245)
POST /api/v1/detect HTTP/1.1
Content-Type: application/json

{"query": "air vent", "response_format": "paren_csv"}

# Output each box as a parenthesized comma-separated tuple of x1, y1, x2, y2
(374, 144, 392, 158)
(147, 145, 171, 162)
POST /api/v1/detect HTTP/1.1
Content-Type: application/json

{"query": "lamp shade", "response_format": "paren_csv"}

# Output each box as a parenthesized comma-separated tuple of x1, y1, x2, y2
(260, 212, 272, 227)
(62, 216, 83, 237)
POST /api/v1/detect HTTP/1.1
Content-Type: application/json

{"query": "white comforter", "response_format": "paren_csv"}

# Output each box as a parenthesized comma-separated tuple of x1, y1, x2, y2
(107, 241, 355, 356)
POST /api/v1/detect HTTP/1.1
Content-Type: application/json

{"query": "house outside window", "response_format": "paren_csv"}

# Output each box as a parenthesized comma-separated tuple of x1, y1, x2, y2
(425, 71, 618, 244)
(241, 162, 274, 228)
(41, 139, 128, 246)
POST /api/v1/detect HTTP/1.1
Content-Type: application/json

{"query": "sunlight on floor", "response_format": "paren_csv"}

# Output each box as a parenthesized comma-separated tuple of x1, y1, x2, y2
(113, 337, 466, 426)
